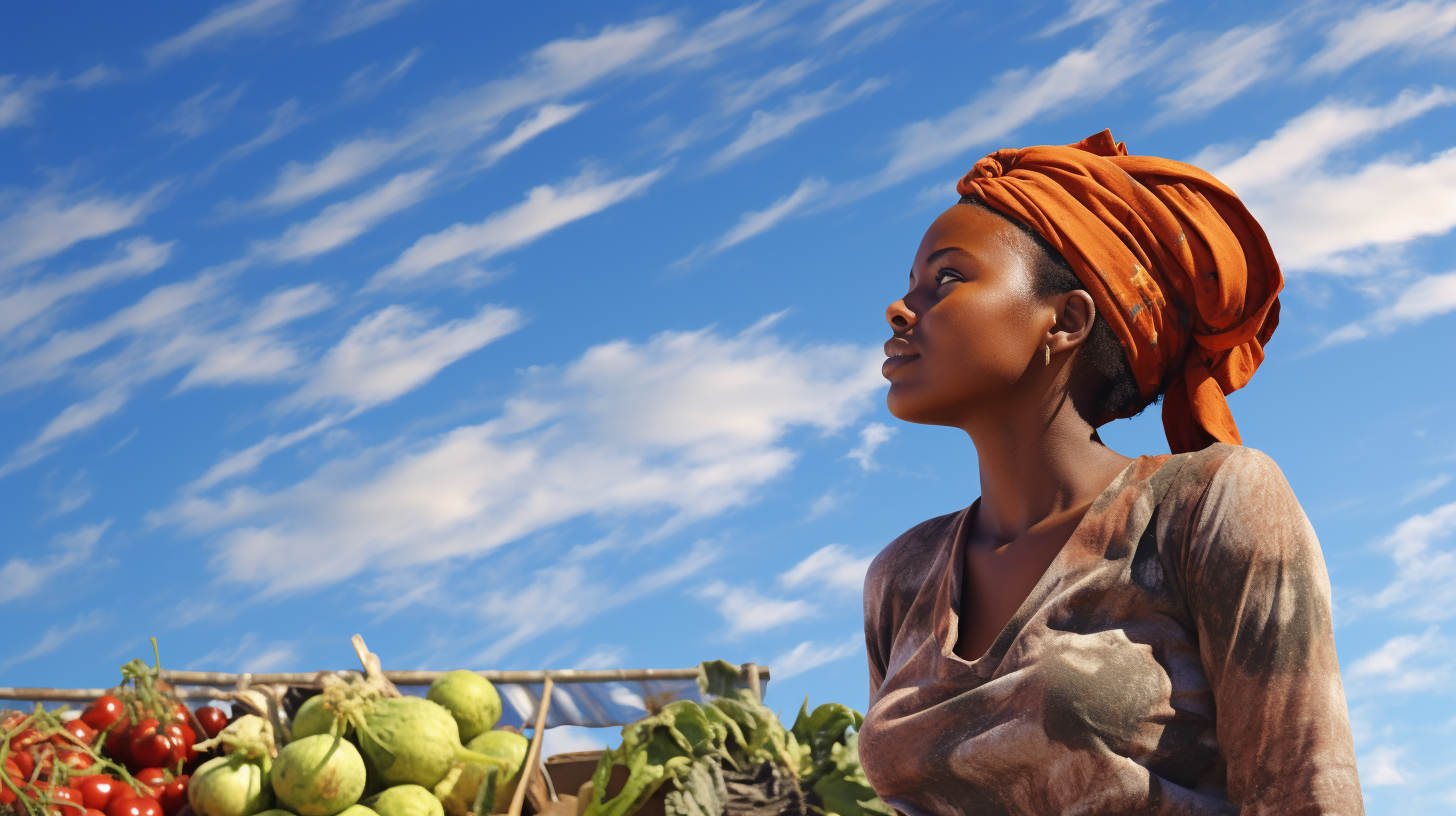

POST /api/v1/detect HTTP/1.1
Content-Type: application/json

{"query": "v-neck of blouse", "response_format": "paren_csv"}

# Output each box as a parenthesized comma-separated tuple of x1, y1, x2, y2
(937, 454, 1164, 675)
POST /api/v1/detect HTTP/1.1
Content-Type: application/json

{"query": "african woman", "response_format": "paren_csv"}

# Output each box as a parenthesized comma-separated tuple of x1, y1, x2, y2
(857, 131, 1364, 815)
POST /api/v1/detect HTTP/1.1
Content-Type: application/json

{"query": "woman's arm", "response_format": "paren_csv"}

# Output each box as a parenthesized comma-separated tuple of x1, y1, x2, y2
(1183, 447, 1364, 815)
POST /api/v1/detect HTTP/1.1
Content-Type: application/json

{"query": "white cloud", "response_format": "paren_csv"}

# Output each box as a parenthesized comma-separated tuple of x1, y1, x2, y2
(162, 320, 882, 594)
(252, 18, 676, 211)
(1155, 24, 1282, 122)
(258, 138, 404, 210)
(1363, 499, 1456, 620)
(283, 304, 523, 410)
(185, 633, 298, 672)
(1360, 746, 1411, 786)
(870, 9, 1155, 190)
(0, 611, 107, 671)
(1, 389, 130, 477)
(846, 422, 894, 471)
(541, 727, 609, 758)
(820, 0, 898, 40)
(1306, 0, 1456, 75)
(146, 0, 299, 66)
(770, 634, 863, 679)
(342, 49, 422, 102)
(1405, 474, 1453, 505)
(711, 177, 827, 252)
(0, 523, 110, 604)
(0, 74, 58, 128)
(0, 184, 167, 274)
(159, 84, 245, 138)
(657, 2, 799, 67)
(217, 99, 306, 165)
(175, 283, 335, 390)
(184, 415, 342, 494)
(1348, 626, 1451, 693)
(720, 60, 816, 114)
(480, 103, 588, 167)
(1322, 271, 1456, 346)
(257, 168, 436, 262)
(372, 166, 668, 287)
(699, 581, 816, 637)
(0, 236, 173, 337)
(711, 79, 885, 168)
(475, 542, 719, 662)
(780, 544, 873, 594)
(323, 0, 421, 41)
(1196, 87, 1456, 272)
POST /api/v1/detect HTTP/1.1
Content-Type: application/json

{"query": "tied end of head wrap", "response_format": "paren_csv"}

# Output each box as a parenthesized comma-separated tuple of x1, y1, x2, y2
(956, 129, 1283, 454)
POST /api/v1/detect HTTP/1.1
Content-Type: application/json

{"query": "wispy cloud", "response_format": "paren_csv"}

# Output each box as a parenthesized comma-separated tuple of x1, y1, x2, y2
(770, 634, 863, 679)
(0, 184, 168, 275)
(372, 166, 668, 287)
(710, 78, 885, 168)
(0, 611, 107, 671)
(174, 283, 336, 390)
(1404, 474, 1453, 505)
(256, 168, 437, 262)
(819, 0, 898, 40)
(0, 523, 110, 604)
(1359, 745, 1411, 787)
(1348, 625, 1451, 693)
(185, 633, 298, 671)
(480, 103, 588, 167)
(779, 544, 873, 593)
(719, 60, 816, 114)
(707, 177, 827, 254)
(161, 319, 882, 594)
(1321, 271, 1456, 346)
(1, 389, 130, 477)
(216, 99, 306, 165)
(0, 75, 57, 128)
(1155, 24, 1283, 122)
(1197, 87, 1456, 273)
(257, 138, 403, 211)
(867, 8, 1156, 191)
(699, 581, 816, 637)
(342, 49, 423, 102)
(1305, 0, 1456, 75)
(146, 0, 299, 66)
(282, 303, 523, 410)
(159, 84, 246, 139)
(1362, 498, 1456, 620)
(846, 422, 894, 471)
(323, 0, 422, 41)
(0, 236, 173, 337)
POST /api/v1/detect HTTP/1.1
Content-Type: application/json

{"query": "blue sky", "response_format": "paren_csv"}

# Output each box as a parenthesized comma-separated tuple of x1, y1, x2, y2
(3, 0, 1456, 810)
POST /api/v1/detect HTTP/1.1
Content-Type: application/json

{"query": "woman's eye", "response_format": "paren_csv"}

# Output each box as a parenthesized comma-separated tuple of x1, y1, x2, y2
(934, 269, 962, 286)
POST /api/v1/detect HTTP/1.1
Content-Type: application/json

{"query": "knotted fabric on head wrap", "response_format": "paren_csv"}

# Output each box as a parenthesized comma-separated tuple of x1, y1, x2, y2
(956, 130, 1282, 454)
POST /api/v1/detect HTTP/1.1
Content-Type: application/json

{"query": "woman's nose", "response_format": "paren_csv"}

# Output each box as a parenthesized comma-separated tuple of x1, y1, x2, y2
(886, 298, 915, 331)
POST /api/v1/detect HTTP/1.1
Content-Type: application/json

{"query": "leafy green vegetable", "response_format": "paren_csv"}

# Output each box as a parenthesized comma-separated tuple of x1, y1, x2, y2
(583, 662, 888, 816)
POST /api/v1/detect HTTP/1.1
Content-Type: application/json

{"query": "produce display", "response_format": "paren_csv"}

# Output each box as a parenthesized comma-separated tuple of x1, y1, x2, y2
(3, 647, 885, 816)
(581, 662, 888, 816)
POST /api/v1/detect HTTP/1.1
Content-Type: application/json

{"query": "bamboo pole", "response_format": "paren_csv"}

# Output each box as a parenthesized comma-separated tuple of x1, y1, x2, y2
(1, 665, 772, 702)
(507, 675, 554, 816)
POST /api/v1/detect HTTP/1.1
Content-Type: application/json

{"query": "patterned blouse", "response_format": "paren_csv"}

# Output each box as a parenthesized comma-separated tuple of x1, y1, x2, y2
(858, 444, 1363, 815)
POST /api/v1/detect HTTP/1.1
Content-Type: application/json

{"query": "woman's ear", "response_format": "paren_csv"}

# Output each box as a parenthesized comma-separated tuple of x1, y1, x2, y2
(1049, 289, 1096, 354)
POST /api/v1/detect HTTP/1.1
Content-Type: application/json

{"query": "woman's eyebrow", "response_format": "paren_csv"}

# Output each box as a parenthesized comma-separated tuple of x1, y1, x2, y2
(924, 246, 964, 266)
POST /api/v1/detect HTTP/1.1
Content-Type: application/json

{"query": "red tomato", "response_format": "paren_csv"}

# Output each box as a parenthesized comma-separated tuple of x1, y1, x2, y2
(10, 728, 46, 752)
(52, 785, 87, 816)
(126, 722, 177, 772)
(75, 776, 121, 810)
(82, 697, 125, 733)
(12, 751, 36, 781)
(2, 713, 25, 731)
(103, 717, 133, 766)
(61, 720, 98, 747)
(156, 777, 187, 816)
(88, 810, 108, 816)
(132, 769, 166, 793)
(106, 796, 162, 816)
(191, 708, 226, 739)
(161, 723, 194, 764)
(58, 746, 96, 772)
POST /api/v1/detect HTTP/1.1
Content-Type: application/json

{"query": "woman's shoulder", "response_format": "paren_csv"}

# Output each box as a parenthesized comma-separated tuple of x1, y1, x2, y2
(1155, 442, 1294, 512)
(865, 507, 963, 600)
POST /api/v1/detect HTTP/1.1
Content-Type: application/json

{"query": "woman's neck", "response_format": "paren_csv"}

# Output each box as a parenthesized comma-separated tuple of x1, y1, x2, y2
(963, 392, 1134, 543)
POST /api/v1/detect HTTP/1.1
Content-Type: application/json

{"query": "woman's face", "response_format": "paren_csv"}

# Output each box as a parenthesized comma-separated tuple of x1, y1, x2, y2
(883, 204, 1054, 426)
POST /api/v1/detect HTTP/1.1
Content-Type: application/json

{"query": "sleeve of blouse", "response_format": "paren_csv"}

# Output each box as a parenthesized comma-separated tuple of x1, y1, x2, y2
(1182, 447, 1364, 815)
(863, 551, 891, 696)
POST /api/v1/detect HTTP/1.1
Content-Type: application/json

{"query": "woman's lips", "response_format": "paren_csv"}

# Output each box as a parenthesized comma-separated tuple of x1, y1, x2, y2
(882, 353, 919, 377)
(882, 337, 918, 377)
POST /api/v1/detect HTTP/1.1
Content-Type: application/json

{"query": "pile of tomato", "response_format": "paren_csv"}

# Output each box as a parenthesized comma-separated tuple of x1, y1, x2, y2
(2, 700, 229, 816)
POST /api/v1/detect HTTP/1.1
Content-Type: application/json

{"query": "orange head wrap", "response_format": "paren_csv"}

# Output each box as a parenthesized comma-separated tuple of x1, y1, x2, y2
(955, 130, 1282, 454)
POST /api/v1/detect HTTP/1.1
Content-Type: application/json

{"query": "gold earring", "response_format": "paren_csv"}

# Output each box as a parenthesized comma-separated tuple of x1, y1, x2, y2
(1045, 344, 1051, 365)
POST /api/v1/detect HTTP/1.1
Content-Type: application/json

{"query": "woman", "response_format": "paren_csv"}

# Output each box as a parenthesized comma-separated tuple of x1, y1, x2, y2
(857, 131, 1363, 815)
